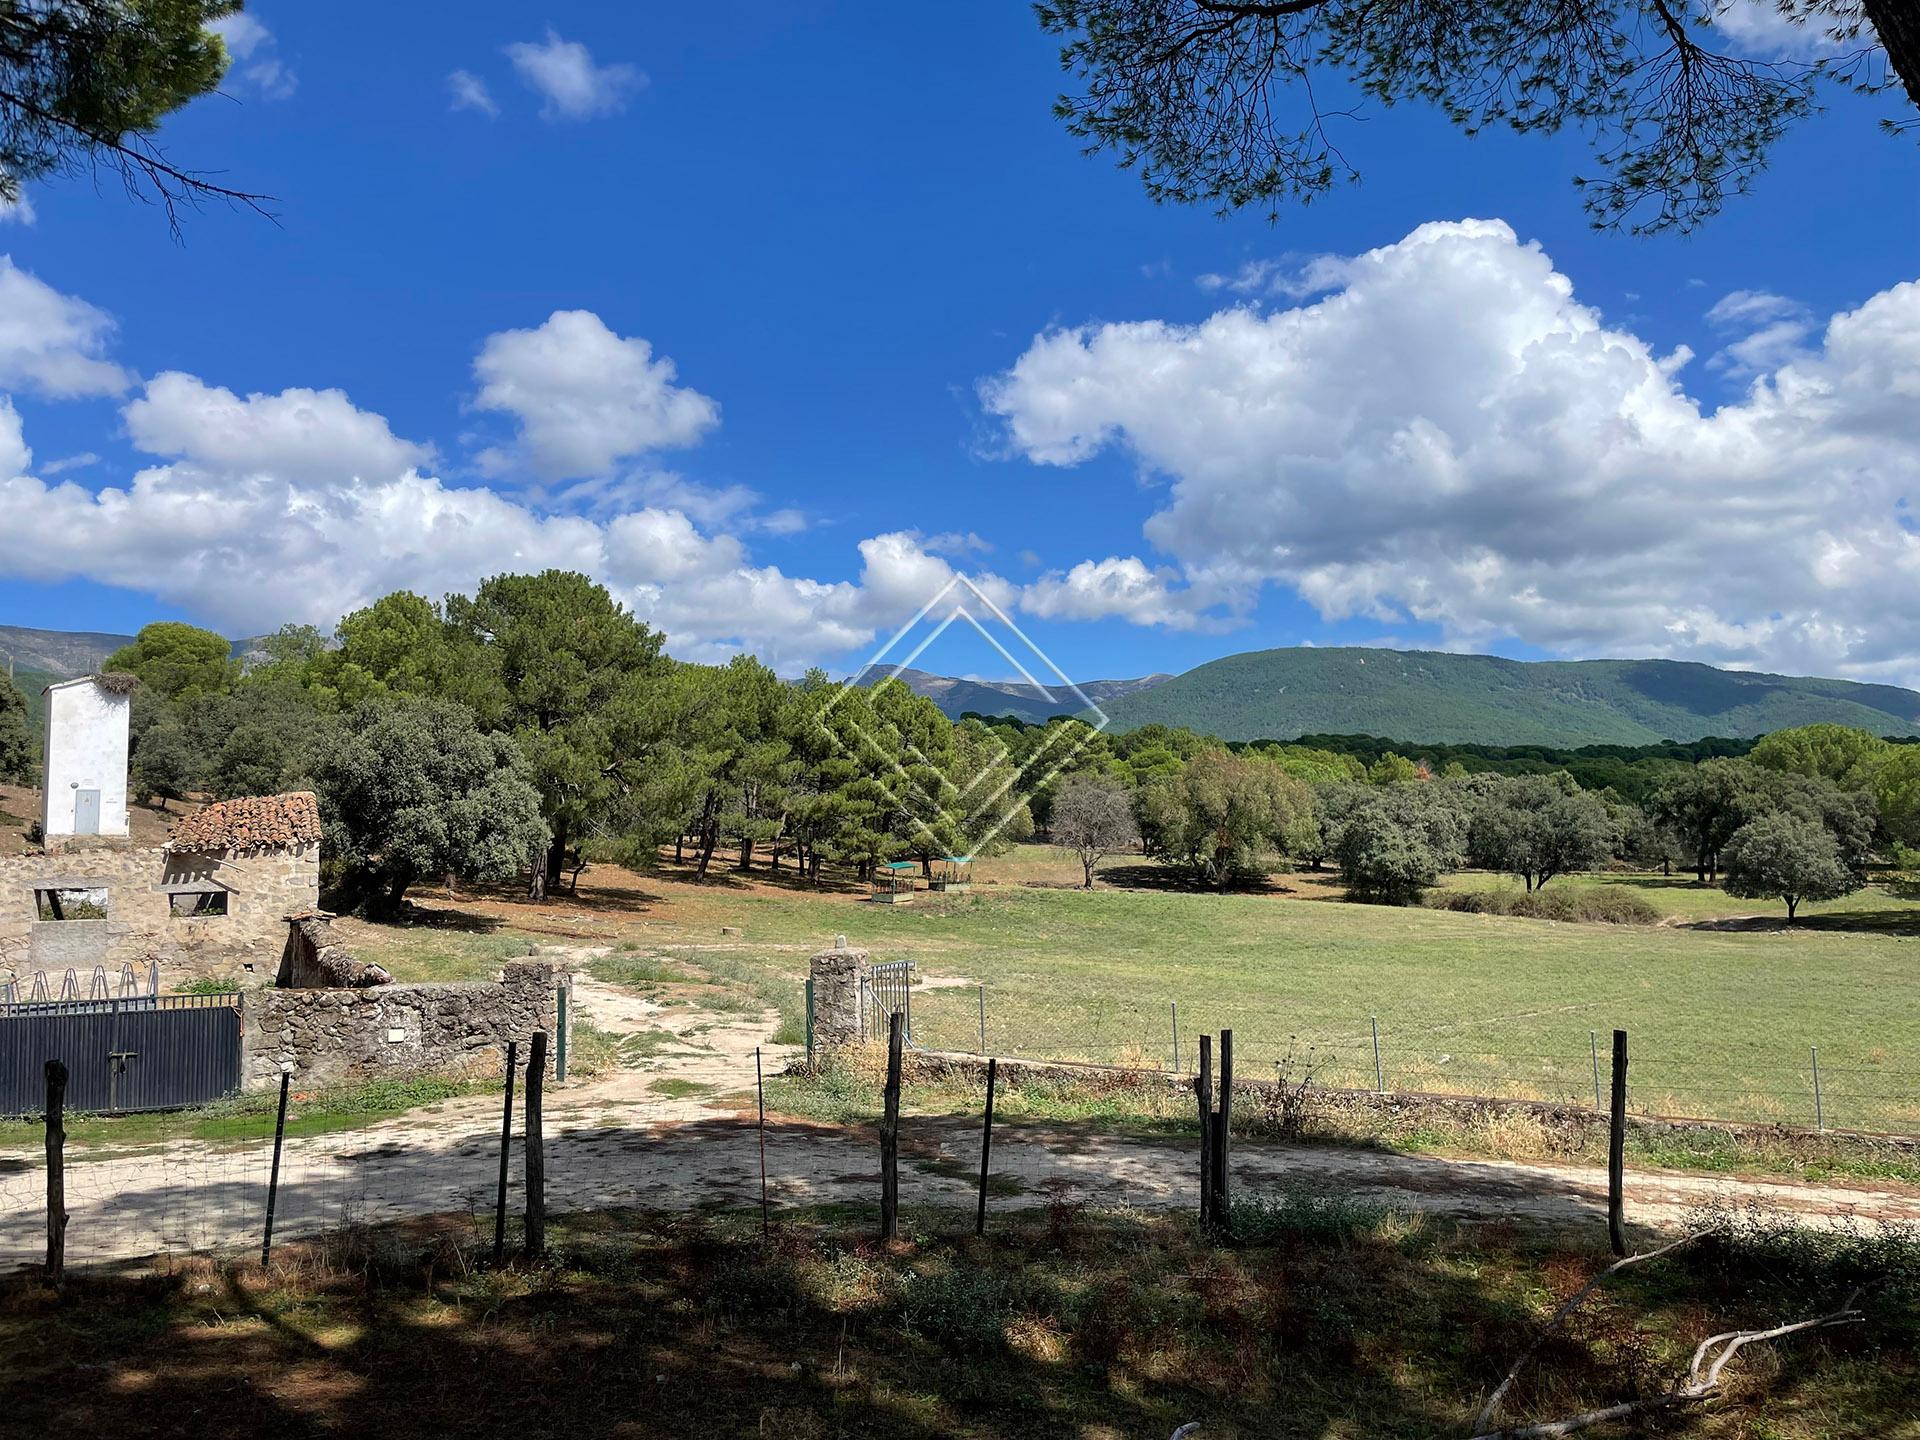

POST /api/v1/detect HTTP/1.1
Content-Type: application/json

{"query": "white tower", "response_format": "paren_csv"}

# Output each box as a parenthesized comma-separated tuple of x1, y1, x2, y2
(41, 676, 132, 844)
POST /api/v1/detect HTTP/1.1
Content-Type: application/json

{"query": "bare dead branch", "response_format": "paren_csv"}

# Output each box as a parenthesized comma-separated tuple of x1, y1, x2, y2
(1469, 1277, 1867, 1440)
(1471, 1229, 1712, 1435)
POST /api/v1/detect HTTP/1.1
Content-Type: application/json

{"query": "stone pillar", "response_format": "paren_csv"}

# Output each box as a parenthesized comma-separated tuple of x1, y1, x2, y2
(809, 939, 870, 1051)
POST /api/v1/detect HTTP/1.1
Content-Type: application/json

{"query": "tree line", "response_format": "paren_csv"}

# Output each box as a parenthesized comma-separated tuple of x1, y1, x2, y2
(2, 576, 1915, 924)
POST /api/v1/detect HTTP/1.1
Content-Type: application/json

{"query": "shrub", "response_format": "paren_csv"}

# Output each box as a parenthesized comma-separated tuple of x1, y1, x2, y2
(1229, 1184, 1395, 1244)
(1329, 785, 1465, 904)
(173, 976, 241, 995)
(1425, 886, 1658, 924)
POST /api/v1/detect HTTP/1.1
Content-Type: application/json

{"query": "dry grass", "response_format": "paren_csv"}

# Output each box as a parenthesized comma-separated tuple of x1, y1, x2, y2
(3, 1203, 1912, 1439)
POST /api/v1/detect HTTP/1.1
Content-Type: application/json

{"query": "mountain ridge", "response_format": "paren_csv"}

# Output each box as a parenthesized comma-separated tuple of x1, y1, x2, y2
(854, 666, 1172, 725)
(1095, 647, 1920, 746)
(9, 622, 1919, 747)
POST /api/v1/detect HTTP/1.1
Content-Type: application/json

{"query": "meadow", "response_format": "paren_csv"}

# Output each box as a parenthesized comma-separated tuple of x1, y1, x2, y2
(343, 845, 1920, 1135)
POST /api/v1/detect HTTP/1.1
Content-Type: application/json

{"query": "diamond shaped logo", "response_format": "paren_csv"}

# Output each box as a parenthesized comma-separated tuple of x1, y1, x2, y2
(818, 575, 1108, 861)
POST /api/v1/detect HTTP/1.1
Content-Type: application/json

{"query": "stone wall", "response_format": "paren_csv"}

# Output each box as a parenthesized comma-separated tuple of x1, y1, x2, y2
(278, 912, 392, 988)
(239, 959, 566, 1090)
(0, 840, 321, 987)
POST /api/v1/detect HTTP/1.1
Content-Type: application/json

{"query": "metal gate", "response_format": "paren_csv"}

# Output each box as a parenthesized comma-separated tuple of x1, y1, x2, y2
(864, 960, 915, 1044)
(0, 992, 242, 1115)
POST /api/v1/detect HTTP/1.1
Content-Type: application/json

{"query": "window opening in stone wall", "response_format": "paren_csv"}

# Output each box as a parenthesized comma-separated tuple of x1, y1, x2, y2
(169, 890, 230, 918)
(34, 887, 109, 921)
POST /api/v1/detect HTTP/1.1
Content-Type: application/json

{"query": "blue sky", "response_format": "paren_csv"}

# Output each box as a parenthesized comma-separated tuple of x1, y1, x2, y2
(1, 2, 1917, 687)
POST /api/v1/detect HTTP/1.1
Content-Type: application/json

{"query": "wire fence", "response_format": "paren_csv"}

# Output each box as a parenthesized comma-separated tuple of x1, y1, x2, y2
(6, 967, 1917, 1280)
(898, 982, 1920, 1136)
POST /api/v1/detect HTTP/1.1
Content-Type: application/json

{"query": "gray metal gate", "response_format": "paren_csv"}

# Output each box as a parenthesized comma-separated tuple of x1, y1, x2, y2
(0, 992, 242, 1115)
(864, 960, 915, 1044)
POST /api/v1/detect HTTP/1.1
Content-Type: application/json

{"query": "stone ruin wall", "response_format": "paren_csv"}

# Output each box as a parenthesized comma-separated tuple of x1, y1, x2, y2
(0, 841, 320, 989)
(239, 958, 565, 1091)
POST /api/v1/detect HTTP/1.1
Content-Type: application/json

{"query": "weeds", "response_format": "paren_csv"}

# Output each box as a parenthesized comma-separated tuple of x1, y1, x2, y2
(1425, 887, 1660, 924)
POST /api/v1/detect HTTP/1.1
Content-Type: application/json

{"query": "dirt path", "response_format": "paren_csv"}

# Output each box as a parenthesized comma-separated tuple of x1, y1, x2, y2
(5, 954, 1918, 1272)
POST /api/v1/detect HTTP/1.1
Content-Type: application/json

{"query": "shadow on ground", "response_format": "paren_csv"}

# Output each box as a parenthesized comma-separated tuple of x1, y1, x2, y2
(1682, 909, 1920, 937)
(11, 1199, 1904, 1440)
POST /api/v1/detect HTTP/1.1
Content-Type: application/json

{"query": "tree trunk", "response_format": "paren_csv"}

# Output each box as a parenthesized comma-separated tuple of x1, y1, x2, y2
(1082, 856, 1095, 889)
(674, 835, 684, 863)
(1863, 0, 1920, 112)
(1662, 857, 1671, 877)
(544, 822, 569, 895)
(1786, 895, 1799, 922)
(367, 872, 411, 921)
(739, 837, 754, 870)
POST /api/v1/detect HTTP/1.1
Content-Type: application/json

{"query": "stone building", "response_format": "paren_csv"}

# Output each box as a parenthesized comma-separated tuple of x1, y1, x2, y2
(0, 790, 323, 987)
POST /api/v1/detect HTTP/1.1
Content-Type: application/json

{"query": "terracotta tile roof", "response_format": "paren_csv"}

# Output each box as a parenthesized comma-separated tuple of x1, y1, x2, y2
(168, 791, 323, 853)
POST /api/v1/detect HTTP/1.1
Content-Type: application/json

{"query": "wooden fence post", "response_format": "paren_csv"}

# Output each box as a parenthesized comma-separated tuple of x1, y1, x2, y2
(975, 1058, 998, 1238)
(493, 1040, 517, 1267)
(260, 1068, 292, 1267)
(880, 1010, 903, 1241)
(1214, 1029, 1234, 1226)
(525, 1030, 547, 1260)
(1196, 1035, 1214, 1226)
(45, 1060, 67, 1290)
(1608, 1028, 1628, 1257)
(756, 1046, 770, 1240)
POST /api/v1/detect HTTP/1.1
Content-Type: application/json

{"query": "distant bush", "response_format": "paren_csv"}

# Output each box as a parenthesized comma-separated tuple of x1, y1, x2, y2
(1425, 886, 1658, 925)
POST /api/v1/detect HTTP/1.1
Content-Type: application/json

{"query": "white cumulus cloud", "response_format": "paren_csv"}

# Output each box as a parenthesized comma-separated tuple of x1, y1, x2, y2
(126, 372, 436, 484)
(0, 257, 133, 397)
(983, 218, 1920, 684)
(0, 344, 1000, 673)
(1022, 556, 1226, 631)
(505, 30, 644, 121)
(471, 310, 719, 481)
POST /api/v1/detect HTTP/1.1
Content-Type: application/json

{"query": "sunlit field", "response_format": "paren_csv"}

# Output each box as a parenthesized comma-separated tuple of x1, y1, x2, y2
(345, 844, 1920, 1134)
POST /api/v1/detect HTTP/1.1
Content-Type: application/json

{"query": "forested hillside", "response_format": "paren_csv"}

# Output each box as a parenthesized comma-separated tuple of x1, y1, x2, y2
(1098, 648, 1920, 745)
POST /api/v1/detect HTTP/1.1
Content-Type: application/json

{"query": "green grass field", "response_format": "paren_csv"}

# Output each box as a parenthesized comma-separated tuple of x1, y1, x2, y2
(619, 853, 1920, 1133)
(345, 848, 1920, 1134)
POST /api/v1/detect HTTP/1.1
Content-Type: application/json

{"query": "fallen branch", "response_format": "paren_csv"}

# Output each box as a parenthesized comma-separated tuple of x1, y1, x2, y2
(1472, 1230, 1711, 1435)
(1469, 1288, 1866, 1440)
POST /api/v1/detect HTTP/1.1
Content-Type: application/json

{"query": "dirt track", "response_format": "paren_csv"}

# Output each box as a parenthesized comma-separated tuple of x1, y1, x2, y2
(4, 962, 1918, 1272)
